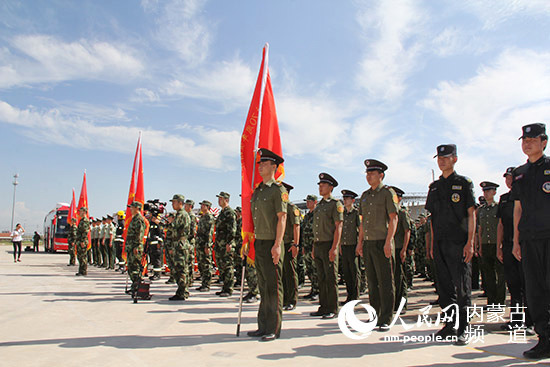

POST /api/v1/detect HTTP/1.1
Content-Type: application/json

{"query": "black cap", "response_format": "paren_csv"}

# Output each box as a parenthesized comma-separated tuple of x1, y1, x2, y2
(390, 186, 405, 197)
(364, 159, 388, 172)
(503, 167, 515, 177)
(257, 148, 284, 165)
(480, 181, 499, 191)
(282, 182, 294, 193)
(341, 189, 358, 198)
(434, 144, 457, 158)
(318, 172, 338, 187)
(519, 123, 546, 140)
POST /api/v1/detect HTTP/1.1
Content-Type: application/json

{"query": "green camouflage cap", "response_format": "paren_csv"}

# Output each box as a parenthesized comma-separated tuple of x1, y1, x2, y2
(169, 194, 185, 202)
(199, 200, 212, 207)
(128, 201, 143, 210)
(216, 191, 230, 199)
(304, 194, 318, 202)
(185, 199, 195, 206)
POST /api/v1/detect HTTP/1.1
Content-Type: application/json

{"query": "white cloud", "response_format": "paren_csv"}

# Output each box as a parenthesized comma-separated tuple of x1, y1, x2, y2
(355, 0, 425, 101)
(131, 88, 160, 103)
(0, 35, 143, 88)
(0, 100, 240, 170)
(432, 26, 489, 57)
(146, 0, 211, 66)
(461, 0, 550, 29)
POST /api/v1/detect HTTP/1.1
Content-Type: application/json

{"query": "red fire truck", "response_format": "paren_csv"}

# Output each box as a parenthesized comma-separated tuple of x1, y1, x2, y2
(43, 203, 70, 252)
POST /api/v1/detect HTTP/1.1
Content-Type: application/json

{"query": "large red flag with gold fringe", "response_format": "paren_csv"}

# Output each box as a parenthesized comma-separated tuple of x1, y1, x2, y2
(122, 134, 141, 261)
(240, 44, 284, 263)
(76, 171, 91, 250)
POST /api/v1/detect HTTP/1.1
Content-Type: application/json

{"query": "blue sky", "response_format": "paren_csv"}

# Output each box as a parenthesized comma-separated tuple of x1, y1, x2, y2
(1, 0, 550, 232)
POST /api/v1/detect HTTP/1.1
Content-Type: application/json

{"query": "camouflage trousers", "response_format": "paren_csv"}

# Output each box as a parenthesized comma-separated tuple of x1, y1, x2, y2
(404, 251, 415, 288)
(68, 242, 76, 265)
(303, 245, 319, 293)
(196, 242, 213, 288)
(215, 242, 235, 294)
(127, 250, 143, 285)
(164, 242, 175, 281)
(187, 240, 195, 288)
(76, 243, 88, 275)
(171, 241, 190, 298)
(414, 241, 427, 276)
(360, 255, 367, 293)
(297, 250, 306, 286)
(245, 261, 259, 296)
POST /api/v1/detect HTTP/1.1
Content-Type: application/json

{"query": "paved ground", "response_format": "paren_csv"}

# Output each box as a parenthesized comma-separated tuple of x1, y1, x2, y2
(0, 246, 548, 367)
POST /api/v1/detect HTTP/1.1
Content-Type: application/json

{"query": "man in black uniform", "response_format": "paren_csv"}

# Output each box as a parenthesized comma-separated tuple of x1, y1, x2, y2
(511, 123, 550, 359)
(146, 207, 165, 281)
(425, 144, 476, 346)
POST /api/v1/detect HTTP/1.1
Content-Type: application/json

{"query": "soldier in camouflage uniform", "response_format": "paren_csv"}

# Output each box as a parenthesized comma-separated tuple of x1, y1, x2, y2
(414, 215, 427, 277)
(302, 194, 319, 300)
(195, 200, 215, 291)
(166, 194, 191, 300)
(184, 199, 197, 288)
(126, 202, 146, 295)
(405, 222, 417, 289)
(75, 207, 90, 276)
(67, 218, 77, 266)
(234, 207, 244, 286)
(214, 191, 237, 297)
(163, 212, 176, 283)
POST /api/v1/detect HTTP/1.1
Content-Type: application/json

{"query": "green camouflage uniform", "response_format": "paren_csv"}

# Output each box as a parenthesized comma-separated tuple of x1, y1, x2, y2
(168, 208, 191, 298)
(75, 217, 90, 275)
(126, 213, 146, 289)
(405, 224, 417, 288)
(67, 223, 77, 265)
(234, 216, 244, 284)
(414, 222, 427, 276)
(164, 221, 175, 282)
(186, 211, 197, 287)
(214, 206, 237, 294)
(196, 211, 215, 288)
(301, 211, 318, 294)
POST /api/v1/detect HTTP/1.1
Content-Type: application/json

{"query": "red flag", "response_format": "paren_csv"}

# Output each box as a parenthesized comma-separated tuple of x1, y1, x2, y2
(76, 171, 91, 250)
(67, 188, 76, 226)
(241, 44, 284, 263)
(122, 134, 141, 261)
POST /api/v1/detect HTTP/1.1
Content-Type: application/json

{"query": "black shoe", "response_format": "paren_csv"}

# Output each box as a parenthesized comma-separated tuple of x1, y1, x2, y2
(322, 313, 336, 319)
(169, 294, 186, 301)
(219, 292, 232, 297)
(260, 334, 277, 342)
(245, 295, 259, 303)
(247, 330, 264, 337)
(303, 292, 313, 299)
(149, 273, 160, 281)
(215, 291, 223, 295)
(75, 273, 81, 276)
(523, 337, 550, 359)
(199, 287, 210, 292)
(310, 310, 325, 317)
(436, 324, 456, 339)
(454, 332, 470, 346)
(378, 324, 390, 332)
(340, 300, 351, 306)
(165, 279, 175, 284)
(283, 304, 296, 311)
(310, 293, 319, 301)
(125, 289, 131, 294)
(430, 299, 439, 305)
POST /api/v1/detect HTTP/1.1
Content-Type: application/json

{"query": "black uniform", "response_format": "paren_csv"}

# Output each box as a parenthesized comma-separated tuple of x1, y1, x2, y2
(147, 221, 164, 277)
(114, 220, 125, 271)
(425, 171, 475, 332)
(511, 155, 550, 338)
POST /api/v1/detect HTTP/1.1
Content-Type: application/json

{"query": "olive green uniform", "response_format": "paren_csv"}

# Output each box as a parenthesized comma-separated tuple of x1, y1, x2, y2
(75, 217, 90, 275)
(215, 206, 237, 294)
(394, 205, 412, 309)
(282, 203, 301, 307)
(341, 206, 361, 302)
(477, 202, 505, 305)
(313, 196, 344, 314)
(196, 211, 215, 288)
(251, 178, 288, 337)
(359, 184, 397, 325)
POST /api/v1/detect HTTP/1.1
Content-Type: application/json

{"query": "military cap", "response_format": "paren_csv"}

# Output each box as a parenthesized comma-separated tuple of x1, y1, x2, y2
(519, 123, 546, 140)
(304, 194, 318, 202)
(318, 172, 338, 187)
(341, 189, 358, 198)
(257, 148, 284, 165)
(169, 194, 185, 202)
(434, 144, 457, 158)
(79, 206, 88, 212)
(128, 201, 143, 210)
(107, 214, 113, 220)
(235, 206, 242, 213)
(199, 200, 212, 207)
(167, 212, 175, 218)
(282, 182, 294, 193)
(185, 199, 195, 206)
(480, 181, 499, 191)
(390, 186, 405, 197)
(216, 191, 230, 199)
(503, 167, 515, 177)
(364, 159, 388, 172)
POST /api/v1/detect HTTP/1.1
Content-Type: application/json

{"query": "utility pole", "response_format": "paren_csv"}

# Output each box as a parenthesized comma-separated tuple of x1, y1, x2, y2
(10, 173, 18, 231)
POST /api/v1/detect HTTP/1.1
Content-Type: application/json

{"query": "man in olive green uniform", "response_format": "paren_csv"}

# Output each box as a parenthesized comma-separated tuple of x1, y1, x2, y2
(164, 194, 191, 300)
(99, 217, 107, 268)
(282, 182, 300, 311)
(248, 148, 287, 342)
(67, 218, 77, 266)
(184, 199, 197, 288)
(310, 173, 344, 319)
(104, 215, 115, 270)
(90, 219, 98, 266)
(391, 186, 412, 311)
(340, 189, 361, 304)
(126, 202, 146, 295)
(478, 181, 505, 306)
(214, 192, 237, 297)
(75, 207, 90, 276)
(302, 195, 319, 300)
(196, 200, 215, 291)
(356, 160, 398, 331)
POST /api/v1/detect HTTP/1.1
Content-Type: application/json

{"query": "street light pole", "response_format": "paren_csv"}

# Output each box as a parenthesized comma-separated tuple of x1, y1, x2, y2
(10, 173, 18, 231)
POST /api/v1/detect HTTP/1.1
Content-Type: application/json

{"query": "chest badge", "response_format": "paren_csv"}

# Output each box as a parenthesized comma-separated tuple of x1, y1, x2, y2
(452, 185, 462, 190)
(545, 170, 550, 175)
(543, 182, 550, 193)
(451, 193, 461, 203)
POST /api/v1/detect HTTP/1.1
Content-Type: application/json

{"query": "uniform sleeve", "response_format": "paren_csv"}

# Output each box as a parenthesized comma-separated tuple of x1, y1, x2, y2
(355, 211, 361, 229)
(333, 200, 344, 222)
(425, 183, 435, 213)
(405, 210, 412, 230)
(275, 186, 288, 214)
(465, 179, 476, 209)
(385, 189, 398, 215)
(292, 206, 301, 225)
(510, 178, 521, 201)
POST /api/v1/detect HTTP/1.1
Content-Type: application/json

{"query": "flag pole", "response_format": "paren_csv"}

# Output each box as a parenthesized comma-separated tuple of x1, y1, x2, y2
(237, 43, 270, 337)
